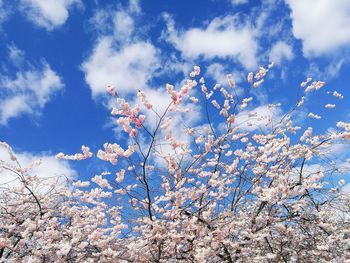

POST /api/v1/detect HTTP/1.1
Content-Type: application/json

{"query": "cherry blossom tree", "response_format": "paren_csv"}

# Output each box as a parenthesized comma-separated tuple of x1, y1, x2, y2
(1, 64, 350, 262)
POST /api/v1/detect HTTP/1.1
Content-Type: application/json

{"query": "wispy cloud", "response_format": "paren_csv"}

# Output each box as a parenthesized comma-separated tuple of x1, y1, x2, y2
(0, 145, 77, 187)
(235, 104, 284, 132)
(0, 45, 64, 125)
(19, 0, 82, 30)
(269, 41, 294, 65)
(163, 14, 258, 69)
(82, 0, 160, 97)
(286, 0, 350, 57)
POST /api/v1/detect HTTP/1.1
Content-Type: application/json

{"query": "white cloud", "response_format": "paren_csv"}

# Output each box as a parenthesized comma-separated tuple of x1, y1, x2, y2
(88, 0, 140, 38)
(230, 0, 248, 5)
(206, 63, 231, 86)
(2, 64, 63, 107)
(269, 41, 294, 64)
(0, 47, 64, 124)
(19, 0, 81, 30)
(163, 15, 258, 69)
(88, 8, 112, 34)
(235, 104, 283, 131)
(81, 37, 159, 97)
(0, 95, 32, 124)
(0, 146, 77, 187)
(206, 63, 243, 86)
(162, 59, 192, 79)
(140, 87, 172, 115)
(309, 59, 345, 79)
(326, 143, 349, 160)
(286, 0, 350, 57)
(82, 1, 161, 98)
(342, 183, 350, 193)
(8, 44, 25, 66)
(128, 0, 141, 14)
(287, 163, 325, 185)
(0, 0, 9, 25)
(113, 11, 134, 42)
(323, 128, 350, 160)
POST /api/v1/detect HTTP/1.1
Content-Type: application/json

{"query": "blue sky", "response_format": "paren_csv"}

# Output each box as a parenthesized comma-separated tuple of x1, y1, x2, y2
(0, 0, 349, 183)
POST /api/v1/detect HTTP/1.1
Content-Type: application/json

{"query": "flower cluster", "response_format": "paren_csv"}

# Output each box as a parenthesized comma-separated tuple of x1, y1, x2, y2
(97, 143, 136, 165)
(111, 98, 146, 137)
(1, 64, 350, 262)
(56, 145, 93, 160)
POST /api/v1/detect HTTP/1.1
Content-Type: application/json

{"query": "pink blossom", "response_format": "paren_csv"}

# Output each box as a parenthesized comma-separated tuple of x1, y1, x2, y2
(56, 145, 93, 160)
(253, 79, 264, 88)
(308, 112, 321, 119)
(189, 65, 200, 77)
(189, 96, 198, 103)
(325, 104, 336, 108)
(339, 179, 346, 186)
(211, 100, 220, 109)
(254, 66, 268, 80)
(2, 64, 350, 263)
(92, 175, 111, 189)
(116, 169, 125, 183)
(227, 74, 235, 88)
(333, 91, 344, 99)
(247, 72, 253, 83)
(300, 77, 312, 87)
(73, 180, 91, 187)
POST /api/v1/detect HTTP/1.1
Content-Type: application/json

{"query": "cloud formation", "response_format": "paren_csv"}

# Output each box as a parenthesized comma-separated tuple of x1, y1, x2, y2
(269, 41, 294, 64)
(0, 46, 64, 124)
(163, 15, 258, 69)
(82, 1, 160, 97)
(235, 104, 283, 131)
(0, 0, 9, 25)
(81, 37, 159, 97)
(0, 145, 77, 186)
(286, 0, 350, 57)
(19, 0, 81, 30)
(230, 0, 248, 5)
